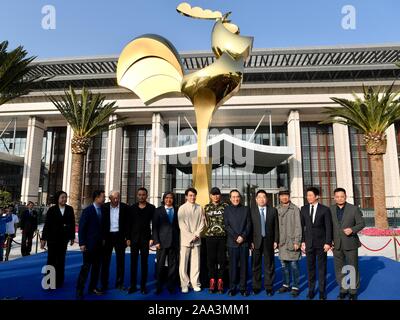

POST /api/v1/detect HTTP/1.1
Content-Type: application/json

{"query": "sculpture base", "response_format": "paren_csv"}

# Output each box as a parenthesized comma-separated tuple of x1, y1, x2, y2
(192, 157, 213, 207)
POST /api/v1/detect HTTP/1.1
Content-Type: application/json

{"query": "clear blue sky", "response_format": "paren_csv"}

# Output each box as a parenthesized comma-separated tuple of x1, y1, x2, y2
(0, 0, 399, 59)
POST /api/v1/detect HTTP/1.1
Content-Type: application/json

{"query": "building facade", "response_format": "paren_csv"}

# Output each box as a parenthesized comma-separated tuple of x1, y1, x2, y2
(1, 44, 400, 208)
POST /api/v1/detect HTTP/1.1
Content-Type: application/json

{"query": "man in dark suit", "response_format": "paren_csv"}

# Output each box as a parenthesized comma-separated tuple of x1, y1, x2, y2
(20, 201, 38, 256)
(330, 188, 365, 300)
(152, 191, 180, 294)
(41, 191, 75, 288)
(127, 187, 155, 294)
(223, 189, 252, 297)
(100, 190, 129, 291)
(300, 187, 333, 300)
(76, 190, 106, 299)
(250, 189, 279, 296)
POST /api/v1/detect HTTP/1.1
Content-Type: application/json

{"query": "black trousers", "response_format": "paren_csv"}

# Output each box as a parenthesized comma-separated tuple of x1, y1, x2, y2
(76, 246, 102, 293)
(206, 237, 226, 280)
(21, 230, 35, 256)
(155, 246, 179, 291)
(228, 246, 248, 291)
(333, 248, 360, 294)
(252, 238, 275, 290)
(101, 232, 126, 289)
(130, 242, 149, 289)
(47, 240, 69, 287)
(306, 247, 327, 294)
(199, 237, 209, 288)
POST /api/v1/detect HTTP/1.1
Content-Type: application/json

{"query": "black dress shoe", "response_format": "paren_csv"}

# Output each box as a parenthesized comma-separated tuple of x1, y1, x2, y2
(278, 286, 290, 294)
(141, 287, 148, 295)
(116, 284, 126, 291)
(127, 287, 138, 294)
(168, 288, 176, 294)
(76, 290, 84, 300)
(319, 293, 327, 300)
(155, 288, 162, 295)
(89, 288, 104, 295)
(337, 292, 348, 300)
(291, 288, 300, 297)
(252, 288, 261, 295)
(240, 290, 249, 297)
(228, 289, 237, 296)
(266, 289, 274, 296)
(349, 294, 358, 300)
(307, 292, 315, 300)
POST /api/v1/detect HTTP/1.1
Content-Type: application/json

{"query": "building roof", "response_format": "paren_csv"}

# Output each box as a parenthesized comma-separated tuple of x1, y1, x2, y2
(27, 44, 400, 91)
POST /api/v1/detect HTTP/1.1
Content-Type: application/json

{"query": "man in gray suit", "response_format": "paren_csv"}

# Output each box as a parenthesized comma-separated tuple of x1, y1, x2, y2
(330, 188, 365, 300)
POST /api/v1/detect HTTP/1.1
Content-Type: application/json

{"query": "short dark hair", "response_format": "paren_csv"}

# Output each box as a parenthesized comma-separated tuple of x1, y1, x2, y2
(306, 187, 320, 196)
(162, 191, 175, 205)
(229, 189, 241, 197)
(27, 201, 34, 206)
(334, 188, 346, 195)
(210, 187, 221, 195)
(137, 187, 148, 194)
(92, 190, 105, 201)
(256, 189, 267, 197)
(54, 191, 67, 204)
(185, 187, 197, 196)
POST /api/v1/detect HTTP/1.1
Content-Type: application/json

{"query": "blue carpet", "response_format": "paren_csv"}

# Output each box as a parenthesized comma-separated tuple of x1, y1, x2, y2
(0, 252, 398, 300)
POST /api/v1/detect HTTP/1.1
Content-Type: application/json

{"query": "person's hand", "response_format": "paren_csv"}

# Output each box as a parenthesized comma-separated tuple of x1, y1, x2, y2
(40, 240, 46, 249)
(126, 240, 131, 247)
(323, 244, 331, 252)
(236, 236, 244, 244)
(80, 245, 86, 252)
(343, 228, 353, 236)
(70, 240, 74, 246)
(294, 243, 300, 251)
(273, 242, 278, 250)
(301, 242, 306, 251)
(193, 236, 199, 243)
(250, 242, 255, 251)
(155, 243, 161, 250)
(149, 239, 154, 247)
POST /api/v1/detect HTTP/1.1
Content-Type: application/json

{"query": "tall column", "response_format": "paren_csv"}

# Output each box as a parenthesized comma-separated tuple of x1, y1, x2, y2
(383, 124, 400, 207)
(105, 115, 123, 196)
(333, 123, 354, 204)
(287, 110, 304, 207)
(21, 117, 45, 204)
(62, 124, 73, 198)
(150, 113, 165, 206)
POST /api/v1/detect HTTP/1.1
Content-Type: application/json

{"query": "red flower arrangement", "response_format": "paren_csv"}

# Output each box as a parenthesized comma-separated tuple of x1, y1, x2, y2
(360, 228, 400, 237)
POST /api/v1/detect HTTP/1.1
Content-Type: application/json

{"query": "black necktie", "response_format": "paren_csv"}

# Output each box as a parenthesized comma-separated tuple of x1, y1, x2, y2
(310, 205, 314, 223)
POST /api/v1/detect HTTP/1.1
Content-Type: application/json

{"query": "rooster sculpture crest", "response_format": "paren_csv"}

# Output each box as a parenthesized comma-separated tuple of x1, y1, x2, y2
(117, 2, 253, 206)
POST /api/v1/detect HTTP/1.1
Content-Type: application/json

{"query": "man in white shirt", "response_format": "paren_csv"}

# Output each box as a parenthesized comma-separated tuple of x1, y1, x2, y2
(100, 190, 130, 291)
(178, 187, 205, 293)
(5, 205, 19, 261)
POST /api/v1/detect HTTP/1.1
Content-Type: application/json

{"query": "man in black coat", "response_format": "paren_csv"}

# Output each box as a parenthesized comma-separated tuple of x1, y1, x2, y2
(100, 190, 129, 291)
(223, 189, 252, 297)
(300, 187, 333, 300)
(250, 190, 279, 296)
(330, 188, 365, 300)
(76, 190, 106, 299)
(152, 191, 180, 294)
(20, 201, 38, 256)
(41, 191, 75, 288)
(126, 187, 155, 294)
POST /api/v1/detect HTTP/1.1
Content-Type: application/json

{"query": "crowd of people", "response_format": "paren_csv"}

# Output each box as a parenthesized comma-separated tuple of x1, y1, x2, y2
(35, 185, 365, 300)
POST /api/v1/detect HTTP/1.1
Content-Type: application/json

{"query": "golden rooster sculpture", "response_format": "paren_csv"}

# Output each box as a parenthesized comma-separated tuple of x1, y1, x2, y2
(117, 2, 253, 206)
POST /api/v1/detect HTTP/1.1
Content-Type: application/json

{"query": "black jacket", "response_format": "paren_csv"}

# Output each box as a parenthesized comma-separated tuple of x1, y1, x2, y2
(300, 203, 333, 250)
(127, 202, 155, 244)
(78, 204, 104, 252)
(20, 209, 38, 233)
(250, 205, 279, 249)
(102, 202, 130, 240)
(41, 205, 75, 243)
(152, 206, 180, 249)
(223, 204, 252, 248)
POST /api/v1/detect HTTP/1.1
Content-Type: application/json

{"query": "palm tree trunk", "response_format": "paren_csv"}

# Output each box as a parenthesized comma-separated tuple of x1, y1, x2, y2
(370, 154, 389, 229)
(70, 152, 85, 224)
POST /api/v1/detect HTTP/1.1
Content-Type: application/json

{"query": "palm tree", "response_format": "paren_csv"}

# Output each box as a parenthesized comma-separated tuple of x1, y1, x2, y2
(0, 41, 43, 106)
(49, 86, 124, 222)
(321, 85, 400, 229)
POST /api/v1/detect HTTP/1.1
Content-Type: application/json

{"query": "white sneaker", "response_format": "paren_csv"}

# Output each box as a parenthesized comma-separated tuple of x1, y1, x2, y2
(193, 287, 201, 292)
(182, 287, 189, 293)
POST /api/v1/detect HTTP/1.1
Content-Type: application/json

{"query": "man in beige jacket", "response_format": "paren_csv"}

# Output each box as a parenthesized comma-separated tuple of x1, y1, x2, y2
(178, 187, 205, 293)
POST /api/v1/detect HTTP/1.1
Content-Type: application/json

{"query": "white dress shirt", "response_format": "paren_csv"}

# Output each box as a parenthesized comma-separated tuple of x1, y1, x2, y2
(59, 206, 65, 216)
(110, 205, 120, 232)
(309, 203, 318, 223)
